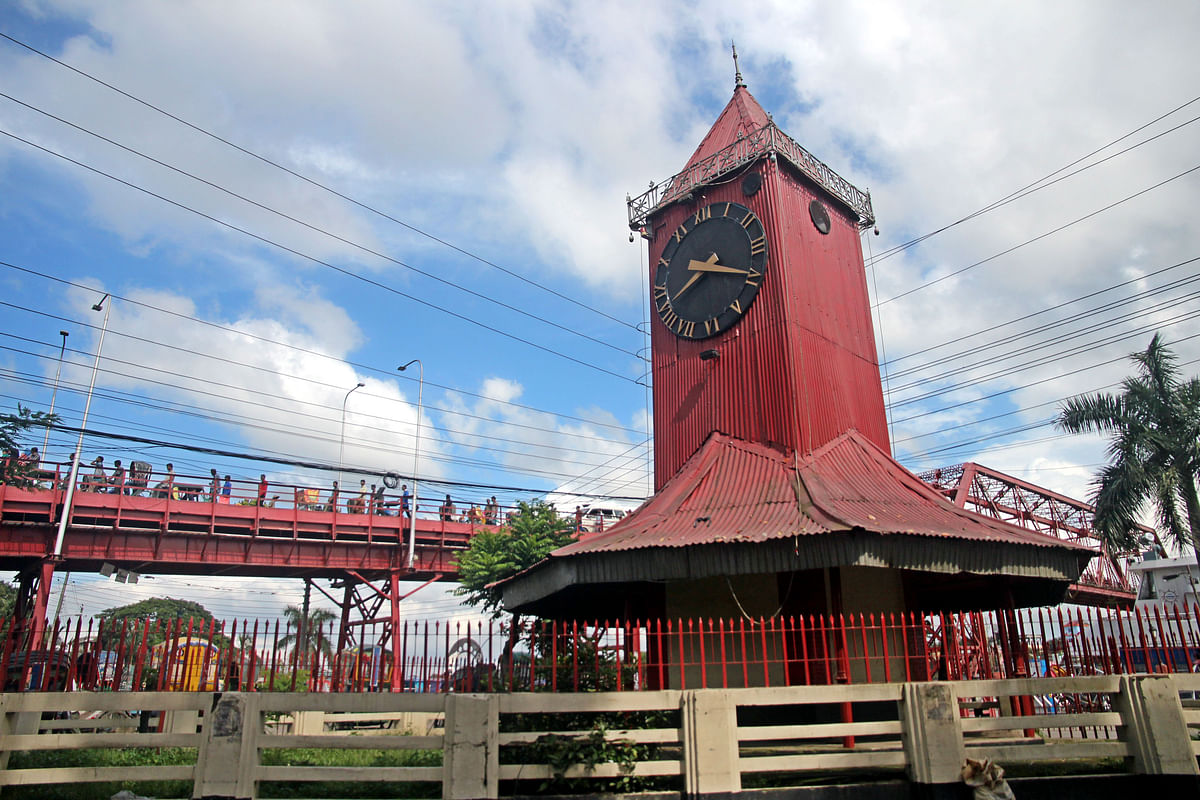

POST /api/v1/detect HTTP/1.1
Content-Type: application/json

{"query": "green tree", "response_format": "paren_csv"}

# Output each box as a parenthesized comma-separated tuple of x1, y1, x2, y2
(277, 605, 337, 661)
(454, 500, 577, 680)
(95, 597, 221, 648)
(0, 405, 57, 488)
(453, 500, 576, 618)
(0, 581, 16, 619)
(1056, 333, 1200, 566)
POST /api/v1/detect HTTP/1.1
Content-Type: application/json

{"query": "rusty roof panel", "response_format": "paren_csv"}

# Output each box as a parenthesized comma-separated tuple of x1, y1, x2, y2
(555, 432, 1091, 558)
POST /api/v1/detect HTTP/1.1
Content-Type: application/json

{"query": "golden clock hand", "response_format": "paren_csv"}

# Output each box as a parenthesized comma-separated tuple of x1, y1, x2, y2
(687, 259, 749, 275)
(673, 270, 705, 299)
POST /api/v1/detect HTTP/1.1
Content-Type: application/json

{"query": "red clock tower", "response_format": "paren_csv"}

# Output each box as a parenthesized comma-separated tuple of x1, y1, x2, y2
(498, 64, 1090, 644)
(632, 76, 889, 491)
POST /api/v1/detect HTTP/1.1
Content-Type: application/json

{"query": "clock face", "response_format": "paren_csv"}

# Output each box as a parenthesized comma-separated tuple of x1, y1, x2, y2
(653, 202, 768, 340)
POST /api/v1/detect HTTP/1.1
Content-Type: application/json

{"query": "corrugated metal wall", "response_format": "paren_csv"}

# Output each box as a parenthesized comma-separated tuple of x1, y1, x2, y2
(649, 157, 890, 491)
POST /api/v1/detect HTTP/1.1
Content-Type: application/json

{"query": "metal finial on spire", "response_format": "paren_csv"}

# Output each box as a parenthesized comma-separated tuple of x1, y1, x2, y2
(732, 41, 745, 89)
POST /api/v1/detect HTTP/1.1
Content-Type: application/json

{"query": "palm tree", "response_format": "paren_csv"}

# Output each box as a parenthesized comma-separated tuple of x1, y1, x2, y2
(1056, 333, 1200, 567)
(278, 605, 337, 663)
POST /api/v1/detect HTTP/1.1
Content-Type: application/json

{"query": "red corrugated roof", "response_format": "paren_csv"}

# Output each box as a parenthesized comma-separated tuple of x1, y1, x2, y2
(680, 86, 771, 172)
(555, 431, 1090, 557)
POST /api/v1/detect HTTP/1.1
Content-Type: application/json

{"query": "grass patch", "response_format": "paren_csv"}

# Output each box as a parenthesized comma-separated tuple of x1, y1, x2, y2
(258, 746, 441, 799)
(4, 747, 196, 799)
(3, 745, 444, 800)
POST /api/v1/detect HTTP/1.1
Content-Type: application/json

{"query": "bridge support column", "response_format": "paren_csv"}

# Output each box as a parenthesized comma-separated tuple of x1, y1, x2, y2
(390, 569, 402, 691)
(15, 559, 57, 646)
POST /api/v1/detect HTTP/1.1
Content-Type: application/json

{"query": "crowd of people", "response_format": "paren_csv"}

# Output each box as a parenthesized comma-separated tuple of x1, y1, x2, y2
(7, 447, 523, 526)
(439, 494, 501, 525)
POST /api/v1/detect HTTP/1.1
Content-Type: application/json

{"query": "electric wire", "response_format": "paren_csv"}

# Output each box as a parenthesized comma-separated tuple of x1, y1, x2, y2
(0, 31, 639, 332)
(886, 307, 1200, 410)
(884, 285, 1200, 397)
(875, 162, 1200, 306)
(0, 321, 639, 456)
(866, 94, 1200, 266)
(31, 419, 650, 502)
(0, 90, 643, 361)
(885, 259, 1200, 379)
(0, 260, 644, 436)
(889, 330, 1200, 427)
(0, 127, 641, 383)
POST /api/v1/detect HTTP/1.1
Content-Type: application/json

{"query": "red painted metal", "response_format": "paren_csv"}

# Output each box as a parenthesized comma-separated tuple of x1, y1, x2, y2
(0, 482, 483, 579)
(556, 431, 1092, 557)
(920, 461, 1152, 606)
(648, 87, 889, 492)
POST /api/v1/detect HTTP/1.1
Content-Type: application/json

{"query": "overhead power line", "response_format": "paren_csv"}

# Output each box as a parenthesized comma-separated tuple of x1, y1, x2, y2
(0, 31, 638, 332)
(866, 93, 1200, 267)
(0, 260, 643, 435)
(0, 128, 642, 384)
(0, 90, 642, 362)
(0, 304, 643, 445)
(32, 420, 650, 503)
(876, 162, 1200, 306)
(884, 255, 1200, 368)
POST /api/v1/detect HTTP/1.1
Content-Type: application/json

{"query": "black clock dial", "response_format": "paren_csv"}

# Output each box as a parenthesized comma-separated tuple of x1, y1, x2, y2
(653, 202, 767, 340)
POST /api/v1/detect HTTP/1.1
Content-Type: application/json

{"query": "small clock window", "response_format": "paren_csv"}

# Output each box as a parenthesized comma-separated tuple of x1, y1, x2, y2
(809, 200, 831, 235)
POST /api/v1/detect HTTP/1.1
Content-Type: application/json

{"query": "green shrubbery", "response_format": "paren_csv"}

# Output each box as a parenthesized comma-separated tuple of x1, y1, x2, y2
(5, 742, 443, 800)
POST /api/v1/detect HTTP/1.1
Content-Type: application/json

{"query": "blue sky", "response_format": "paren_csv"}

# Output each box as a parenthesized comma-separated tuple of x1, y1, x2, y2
(2, 0, 1199, 622)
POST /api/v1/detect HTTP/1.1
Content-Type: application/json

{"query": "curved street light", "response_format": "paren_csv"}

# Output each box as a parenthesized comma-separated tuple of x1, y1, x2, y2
(338, 382, 366, 488)
(53, 295, 110, 559)
(398, 359, 423, 570)
(41, 330, 69, 455)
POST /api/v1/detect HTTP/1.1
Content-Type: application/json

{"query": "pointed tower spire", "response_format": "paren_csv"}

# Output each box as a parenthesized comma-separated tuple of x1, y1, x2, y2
(732, 41, 746, 89)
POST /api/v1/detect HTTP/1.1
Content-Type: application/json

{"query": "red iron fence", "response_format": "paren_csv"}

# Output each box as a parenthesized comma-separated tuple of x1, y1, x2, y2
(2, 604, 1198, 694)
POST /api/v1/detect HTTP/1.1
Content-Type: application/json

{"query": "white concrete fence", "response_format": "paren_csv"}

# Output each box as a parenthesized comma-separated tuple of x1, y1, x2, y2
(0, 674, 1197, 798)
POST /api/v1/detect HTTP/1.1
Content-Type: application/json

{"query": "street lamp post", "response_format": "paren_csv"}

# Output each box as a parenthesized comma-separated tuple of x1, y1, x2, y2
(53, 296, 110, 559)
(338, 382, 366, 488)
(41, 330, 69, 456)
(398, 360, 423, 570)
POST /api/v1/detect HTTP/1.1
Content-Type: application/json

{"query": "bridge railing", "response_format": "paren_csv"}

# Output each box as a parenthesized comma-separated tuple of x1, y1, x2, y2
(9, 460, 514, 523)
(1, 674, 1197, 797)
(3, 602, 1199, 696)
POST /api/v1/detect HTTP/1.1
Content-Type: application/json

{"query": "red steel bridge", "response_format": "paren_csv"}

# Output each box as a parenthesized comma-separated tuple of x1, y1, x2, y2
(0, 463, 495, 687)
(920, 462, 1153, 607)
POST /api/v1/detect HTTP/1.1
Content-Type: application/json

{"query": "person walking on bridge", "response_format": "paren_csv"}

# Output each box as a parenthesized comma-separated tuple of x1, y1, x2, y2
(257, 474, 268, 506)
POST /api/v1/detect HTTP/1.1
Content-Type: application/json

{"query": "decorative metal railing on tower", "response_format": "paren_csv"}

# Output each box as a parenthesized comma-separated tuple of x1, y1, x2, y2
(626, 120, 875, 230)
(919, 462, 1155, 605)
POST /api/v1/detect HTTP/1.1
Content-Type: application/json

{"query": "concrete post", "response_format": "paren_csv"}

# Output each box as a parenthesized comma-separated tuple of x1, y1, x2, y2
(899, 682, 964, 786)
(0, 694, 40, 771)
(681, 689, 741, 797)
(193, 692, 261, 800)
(1115, 674, 1199, 776)
(163, 709, 201, 734)
(443, 693, 498, 800)
(292, 710, 325, 735)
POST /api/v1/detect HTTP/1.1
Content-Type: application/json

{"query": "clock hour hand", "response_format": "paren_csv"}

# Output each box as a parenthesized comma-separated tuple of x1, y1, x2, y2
(674, 253, 728, 300)
(688, 253, 748, 275)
